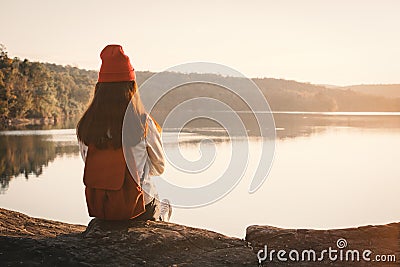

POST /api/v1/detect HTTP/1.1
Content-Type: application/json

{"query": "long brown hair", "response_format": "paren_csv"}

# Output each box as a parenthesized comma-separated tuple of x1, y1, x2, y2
(77, 81, 146, 149)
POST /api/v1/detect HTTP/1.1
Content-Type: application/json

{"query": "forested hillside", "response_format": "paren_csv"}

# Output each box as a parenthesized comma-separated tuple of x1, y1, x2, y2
(1, 45, 399, 127)
(0, 45, 96, 122)
(136, 72, 400, 113)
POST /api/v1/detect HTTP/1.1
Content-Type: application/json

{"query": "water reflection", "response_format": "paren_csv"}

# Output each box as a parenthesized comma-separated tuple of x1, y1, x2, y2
(168, 113, 400, 140)
(0, 114, 399, 193)
(274, 113, 400, 139)
(0, 131, 79, 193)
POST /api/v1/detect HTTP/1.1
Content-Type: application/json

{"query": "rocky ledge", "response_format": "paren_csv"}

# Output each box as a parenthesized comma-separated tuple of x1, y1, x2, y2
(247, 223, 399, 266)
(0, 208, 399, 266)
(0, 208, 255, 266)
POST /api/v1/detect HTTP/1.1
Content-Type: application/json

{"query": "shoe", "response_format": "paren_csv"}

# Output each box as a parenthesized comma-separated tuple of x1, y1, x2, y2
(159, 199, 172, 222)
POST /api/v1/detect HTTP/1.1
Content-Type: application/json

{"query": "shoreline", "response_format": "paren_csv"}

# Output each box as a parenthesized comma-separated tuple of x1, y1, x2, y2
(2, 111, 400, 128)
(0, 116, 79, 131)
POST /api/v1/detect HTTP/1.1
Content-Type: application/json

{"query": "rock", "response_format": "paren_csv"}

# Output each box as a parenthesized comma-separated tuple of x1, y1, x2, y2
(1, 207, 399, 266)
(0, 208, 256, 266)
(246, 223, 400, 266)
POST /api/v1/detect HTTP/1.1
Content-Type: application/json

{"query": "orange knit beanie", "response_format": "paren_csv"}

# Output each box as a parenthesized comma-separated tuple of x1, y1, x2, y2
(98, 45, 136, 82)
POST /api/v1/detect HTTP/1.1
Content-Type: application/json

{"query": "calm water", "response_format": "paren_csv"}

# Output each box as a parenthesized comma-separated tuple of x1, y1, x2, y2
(1, 113, 399, 238)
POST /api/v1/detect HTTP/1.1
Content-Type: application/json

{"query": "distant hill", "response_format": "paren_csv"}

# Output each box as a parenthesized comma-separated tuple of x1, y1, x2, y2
(254, 78, 400, 111)
(338, 84, 400, 98)
(136, 73, 400, 113)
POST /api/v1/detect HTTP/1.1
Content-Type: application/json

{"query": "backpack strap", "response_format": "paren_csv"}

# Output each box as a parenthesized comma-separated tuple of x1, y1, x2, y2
(142, 113, 149, 139)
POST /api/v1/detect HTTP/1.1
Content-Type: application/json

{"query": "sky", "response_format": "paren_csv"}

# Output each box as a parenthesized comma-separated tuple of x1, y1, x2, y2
(1, 0, 399, 86)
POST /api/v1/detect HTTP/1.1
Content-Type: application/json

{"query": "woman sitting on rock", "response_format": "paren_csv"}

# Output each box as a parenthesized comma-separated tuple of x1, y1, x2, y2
(76, 44, 170, 222)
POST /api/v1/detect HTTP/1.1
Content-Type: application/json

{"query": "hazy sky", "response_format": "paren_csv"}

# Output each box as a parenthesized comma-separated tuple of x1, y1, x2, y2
(1, 0, 399, 85)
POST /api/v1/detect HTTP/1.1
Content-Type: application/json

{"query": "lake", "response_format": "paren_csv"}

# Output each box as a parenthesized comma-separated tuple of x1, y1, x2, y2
(1, 113, 399, 238)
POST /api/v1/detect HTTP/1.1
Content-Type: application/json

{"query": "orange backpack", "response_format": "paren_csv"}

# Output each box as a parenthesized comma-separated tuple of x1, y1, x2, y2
(83, 144, 145, 220)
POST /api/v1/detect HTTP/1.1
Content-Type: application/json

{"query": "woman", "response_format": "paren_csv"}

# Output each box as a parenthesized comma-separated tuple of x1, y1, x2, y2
(76, 44, 170, 221)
